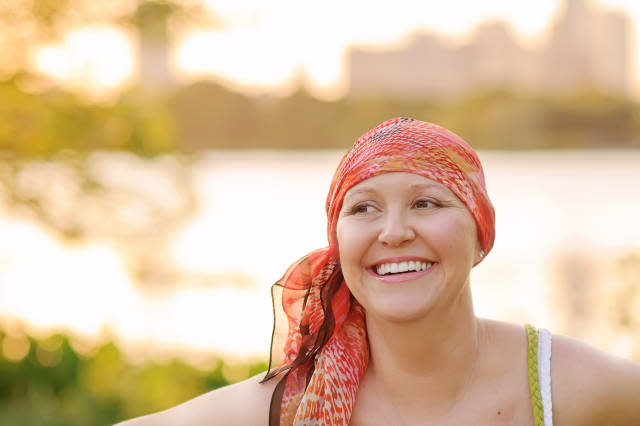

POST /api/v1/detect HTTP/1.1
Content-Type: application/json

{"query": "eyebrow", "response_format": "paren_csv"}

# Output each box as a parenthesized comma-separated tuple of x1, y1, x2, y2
(343, 182, 448, 203)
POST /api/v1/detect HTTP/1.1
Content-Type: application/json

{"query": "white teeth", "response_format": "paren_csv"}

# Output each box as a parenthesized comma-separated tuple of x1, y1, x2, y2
(375, 261, 434, 275)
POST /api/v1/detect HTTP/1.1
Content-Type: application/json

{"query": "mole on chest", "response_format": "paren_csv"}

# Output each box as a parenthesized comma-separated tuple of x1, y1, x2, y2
(349, 398, 531, 426)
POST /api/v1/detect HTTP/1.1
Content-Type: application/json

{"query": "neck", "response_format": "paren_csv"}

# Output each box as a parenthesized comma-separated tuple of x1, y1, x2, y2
(364, 285, 485, 414)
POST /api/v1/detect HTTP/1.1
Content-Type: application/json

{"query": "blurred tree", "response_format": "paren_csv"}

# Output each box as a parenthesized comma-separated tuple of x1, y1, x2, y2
(0, 69, 202, 287)
(0, 325, 268, 424)
(0, 0, 222, 80)
(542, 91, 636, 148)
(0, 0, 128, 76)
(169, 81, 262, 150)
(0, 2, 224, 287)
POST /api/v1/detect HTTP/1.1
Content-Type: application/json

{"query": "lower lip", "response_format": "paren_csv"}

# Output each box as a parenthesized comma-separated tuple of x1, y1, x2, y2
(367, 263, 438, 283)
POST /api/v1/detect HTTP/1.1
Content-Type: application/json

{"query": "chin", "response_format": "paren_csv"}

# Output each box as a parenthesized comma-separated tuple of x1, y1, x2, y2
(367, 292, 437, 323)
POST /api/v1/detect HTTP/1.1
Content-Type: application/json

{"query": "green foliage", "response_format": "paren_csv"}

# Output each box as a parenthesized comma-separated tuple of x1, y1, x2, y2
(0, 76, 177, 158)
(169, 83, 640, 151)
(0, 326, 268, 425)
(2, 73, 640, 159)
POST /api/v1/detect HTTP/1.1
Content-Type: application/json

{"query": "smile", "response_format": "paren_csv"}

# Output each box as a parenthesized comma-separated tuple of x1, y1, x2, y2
(375, 261, 432, 275)
(367, 261, 438, 283)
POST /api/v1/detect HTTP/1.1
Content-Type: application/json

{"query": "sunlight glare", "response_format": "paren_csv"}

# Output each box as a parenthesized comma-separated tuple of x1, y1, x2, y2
(33, 26, 134, 95)
(177, 28, 299, 91)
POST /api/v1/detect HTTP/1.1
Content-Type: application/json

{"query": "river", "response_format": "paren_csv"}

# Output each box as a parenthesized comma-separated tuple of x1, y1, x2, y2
(0, 149, 638, 363)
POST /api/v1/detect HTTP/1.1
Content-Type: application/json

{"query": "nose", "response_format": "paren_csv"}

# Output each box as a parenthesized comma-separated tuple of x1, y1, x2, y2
(377, 209, 416, 247)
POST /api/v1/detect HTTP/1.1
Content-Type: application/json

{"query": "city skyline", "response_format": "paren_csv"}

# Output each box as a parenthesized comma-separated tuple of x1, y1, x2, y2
(27, 0, 640, 100)
(348, 0, 631, 97)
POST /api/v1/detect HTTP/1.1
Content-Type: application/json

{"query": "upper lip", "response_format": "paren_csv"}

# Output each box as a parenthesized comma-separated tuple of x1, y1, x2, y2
(368, 256, 436, 268)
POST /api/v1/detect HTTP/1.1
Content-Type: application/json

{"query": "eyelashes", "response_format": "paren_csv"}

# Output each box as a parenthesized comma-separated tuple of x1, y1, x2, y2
(413, 198, 439, 209)
(350, 203, 375, 215)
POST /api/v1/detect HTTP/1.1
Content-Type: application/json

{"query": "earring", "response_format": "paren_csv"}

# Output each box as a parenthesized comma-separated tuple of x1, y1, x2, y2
(478, 250, 484, 259)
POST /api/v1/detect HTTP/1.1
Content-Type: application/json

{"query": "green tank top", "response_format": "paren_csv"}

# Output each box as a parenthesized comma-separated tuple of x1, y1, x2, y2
(526, 324, 553, 426)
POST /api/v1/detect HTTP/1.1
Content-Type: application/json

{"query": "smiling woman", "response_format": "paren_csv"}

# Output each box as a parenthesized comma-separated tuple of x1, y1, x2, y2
(116, 118, 640, 426)
(337, 172, 481, 324)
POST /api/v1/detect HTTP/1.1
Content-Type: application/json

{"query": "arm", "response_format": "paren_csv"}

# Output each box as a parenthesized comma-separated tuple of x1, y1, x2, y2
(114, 372, 278, 426)
(596, 355, 640, 425)
(552, 334, 640, 426)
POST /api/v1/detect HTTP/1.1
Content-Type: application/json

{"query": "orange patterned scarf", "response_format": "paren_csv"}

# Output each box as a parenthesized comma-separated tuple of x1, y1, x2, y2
(263, 117, 495, 425)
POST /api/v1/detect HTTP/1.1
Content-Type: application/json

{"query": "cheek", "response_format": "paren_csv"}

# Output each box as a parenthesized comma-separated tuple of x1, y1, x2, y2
(336, 221, 370, 276)
(336, 222, 371, 305)
(336, 221, 355, 265)
(432, 214, 478, 257)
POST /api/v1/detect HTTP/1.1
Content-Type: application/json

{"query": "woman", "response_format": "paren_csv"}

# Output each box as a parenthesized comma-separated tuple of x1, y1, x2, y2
(119, 118, 640, 425)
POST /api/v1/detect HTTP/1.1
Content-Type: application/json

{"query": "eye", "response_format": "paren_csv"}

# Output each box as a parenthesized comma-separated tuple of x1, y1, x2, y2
(351, 203, 376, 215)
(413, 198, 438, 209)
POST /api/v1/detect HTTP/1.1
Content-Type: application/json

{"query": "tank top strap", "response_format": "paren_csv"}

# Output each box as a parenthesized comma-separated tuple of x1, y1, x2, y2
(525, 324, 553, 426)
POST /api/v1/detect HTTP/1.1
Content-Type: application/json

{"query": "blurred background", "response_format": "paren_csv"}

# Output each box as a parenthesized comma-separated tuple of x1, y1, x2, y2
(1, 0, 639, 424)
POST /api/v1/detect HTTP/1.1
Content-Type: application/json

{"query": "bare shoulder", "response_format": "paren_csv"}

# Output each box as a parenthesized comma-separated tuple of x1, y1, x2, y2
(114, 372, 279, 426)
(551, 333, 640, 426)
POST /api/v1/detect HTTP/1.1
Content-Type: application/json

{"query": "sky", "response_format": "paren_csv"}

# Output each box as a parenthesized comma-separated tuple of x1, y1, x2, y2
(31, 0, 640, 100)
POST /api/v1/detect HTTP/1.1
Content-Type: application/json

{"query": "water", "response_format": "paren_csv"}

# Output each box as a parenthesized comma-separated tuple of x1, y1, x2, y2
(0, 150, 638, 362)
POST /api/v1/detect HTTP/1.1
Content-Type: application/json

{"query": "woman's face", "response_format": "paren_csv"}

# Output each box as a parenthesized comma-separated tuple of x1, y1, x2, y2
(336, 172, 481, 323)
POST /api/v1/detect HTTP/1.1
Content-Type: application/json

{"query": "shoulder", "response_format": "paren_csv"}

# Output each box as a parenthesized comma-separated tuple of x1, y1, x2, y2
(550, 333, 640, 426)
(114, 372, 280, 426)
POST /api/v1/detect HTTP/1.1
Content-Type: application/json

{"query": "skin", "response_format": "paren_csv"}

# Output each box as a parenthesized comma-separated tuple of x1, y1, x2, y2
(116, 172, 640, 426)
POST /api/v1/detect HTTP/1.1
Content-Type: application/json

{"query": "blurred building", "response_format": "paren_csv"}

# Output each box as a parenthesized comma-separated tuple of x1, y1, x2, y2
(133, 1, 177, 93)
(347, 33, 460, 97)
(541, 0, 630, 92)
(347, 0, 631, 97)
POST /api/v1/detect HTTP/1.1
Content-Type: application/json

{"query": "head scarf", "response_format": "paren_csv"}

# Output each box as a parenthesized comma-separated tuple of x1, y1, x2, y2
(263, 117, 495, 426)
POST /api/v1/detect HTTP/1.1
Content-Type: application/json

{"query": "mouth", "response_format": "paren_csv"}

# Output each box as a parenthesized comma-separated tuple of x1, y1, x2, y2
(366, 259, 438, 283)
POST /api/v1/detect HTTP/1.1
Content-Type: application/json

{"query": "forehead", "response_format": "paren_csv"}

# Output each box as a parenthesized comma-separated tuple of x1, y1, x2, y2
(343, 172, 454, 200)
